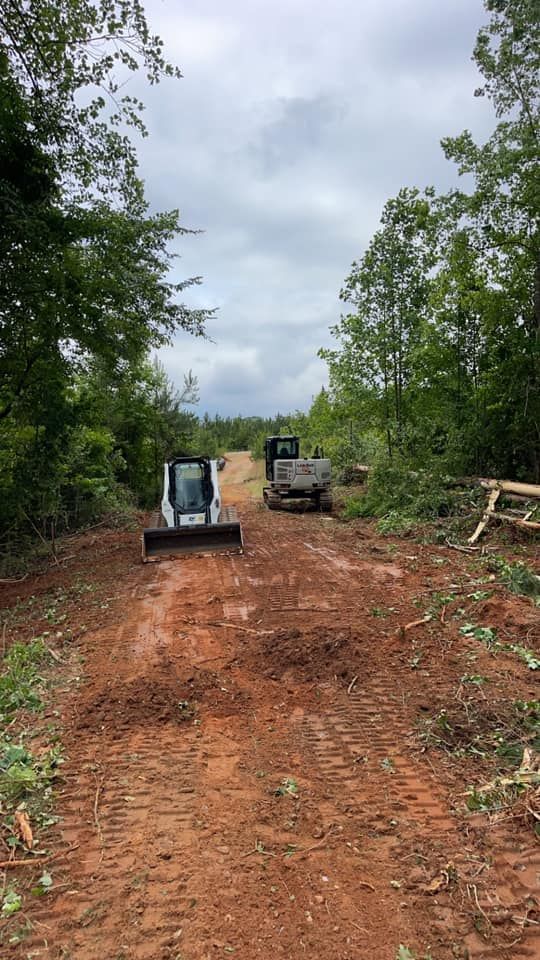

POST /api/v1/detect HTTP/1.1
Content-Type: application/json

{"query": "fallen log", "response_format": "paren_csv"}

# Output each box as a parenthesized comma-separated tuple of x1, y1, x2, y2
(495, 513, 540, 532)
(467, 480, 540, 543)
(479, 479, 540, 498)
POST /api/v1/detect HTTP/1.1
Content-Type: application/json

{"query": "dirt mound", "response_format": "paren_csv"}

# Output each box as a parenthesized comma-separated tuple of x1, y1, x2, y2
(74, 669, 252, 732)
(75, 676, 201, 730)
(256, 625, 369, 682)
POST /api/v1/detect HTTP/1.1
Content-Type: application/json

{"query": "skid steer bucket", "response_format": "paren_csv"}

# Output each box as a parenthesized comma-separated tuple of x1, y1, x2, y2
(142, 519, 243, 562)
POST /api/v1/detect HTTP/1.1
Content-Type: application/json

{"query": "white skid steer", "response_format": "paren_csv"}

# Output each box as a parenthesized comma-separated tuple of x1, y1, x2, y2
(142, 457, 243, 561)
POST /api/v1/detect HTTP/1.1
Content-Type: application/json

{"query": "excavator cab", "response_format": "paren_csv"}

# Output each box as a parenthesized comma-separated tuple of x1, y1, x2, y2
(142, 456, 243, 561)
(264, 436, 299, 480)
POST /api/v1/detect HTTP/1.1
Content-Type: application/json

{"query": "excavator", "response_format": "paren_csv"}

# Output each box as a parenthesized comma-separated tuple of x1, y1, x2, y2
(142, 456, 243, 561)
(263, 436, 332, 511)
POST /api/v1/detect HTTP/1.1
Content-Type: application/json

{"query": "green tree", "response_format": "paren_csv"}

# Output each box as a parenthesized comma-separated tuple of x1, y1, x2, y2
(321, 1, 540, 490)
(0, 3, 212, 558)
(322, 188, 436, 457)
(75, 358, 199, 506)
(0, 0, 180, 204)
(441, 0, 540, 478)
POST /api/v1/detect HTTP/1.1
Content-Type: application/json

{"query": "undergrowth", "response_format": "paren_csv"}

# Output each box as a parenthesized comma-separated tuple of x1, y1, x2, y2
(420, 698, 540, 766)
(483, 555, 540, 604)
(0, 639, 63, 936)
(0, 639, 51, 722)
(420, 695, 539, 831)
(0, 507, 137, 579)
(341, 457, 479, 533)
(458, 622, 539, 670)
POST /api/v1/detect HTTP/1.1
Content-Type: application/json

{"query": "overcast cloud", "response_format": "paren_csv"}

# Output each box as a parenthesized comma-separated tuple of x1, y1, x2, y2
(133, 0, 494, 416)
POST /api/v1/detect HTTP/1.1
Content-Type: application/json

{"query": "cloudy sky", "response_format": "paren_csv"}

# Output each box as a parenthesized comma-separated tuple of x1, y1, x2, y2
(134, 0, 494, 417)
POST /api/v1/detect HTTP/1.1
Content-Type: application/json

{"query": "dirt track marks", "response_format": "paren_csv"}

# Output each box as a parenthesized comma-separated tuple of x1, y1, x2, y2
(9, 458, 540, 960)
(303, 682, 453, 831)
(21, 724, 199, 960)
(464, 837, 540, 960)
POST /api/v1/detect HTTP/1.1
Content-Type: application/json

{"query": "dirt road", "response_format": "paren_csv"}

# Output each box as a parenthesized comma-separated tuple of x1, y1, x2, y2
(4, 452, 539, 959)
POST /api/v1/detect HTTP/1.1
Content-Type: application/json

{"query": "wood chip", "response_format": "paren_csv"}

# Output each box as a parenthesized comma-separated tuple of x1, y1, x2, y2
(14, 810, 33, 850)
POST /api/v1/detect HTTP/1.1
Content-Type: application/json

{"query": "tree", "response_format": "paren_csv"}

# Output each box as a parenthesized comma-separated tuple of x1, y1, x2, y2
(0, 3, 213, 556)
(322, 189, 436, 457)
(442, 0, 540, 478)
(74, 358, 199, 506)
(320, 1, 539, 486)
(0, 0, 180, 204)
(145, 359, 199, 500)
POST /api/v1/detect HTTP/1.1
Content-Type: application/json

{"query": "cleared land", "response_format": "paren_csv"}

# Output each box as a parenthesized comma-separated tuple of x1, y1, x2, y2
(0, 452, 538, 959)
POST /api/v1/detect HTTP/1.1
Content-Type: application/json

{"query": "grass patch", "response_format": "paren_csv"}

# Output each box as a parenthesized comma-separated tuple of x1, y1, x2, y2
(0, 636, 65, 941)
(0, 639, 51, 722)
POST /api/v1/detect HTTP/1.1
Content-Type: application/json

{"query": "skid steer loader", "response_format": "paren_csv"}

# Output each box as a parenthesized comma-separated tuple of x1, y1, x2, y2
(142, 457, 243, 561)
(263, 436, 332, 511)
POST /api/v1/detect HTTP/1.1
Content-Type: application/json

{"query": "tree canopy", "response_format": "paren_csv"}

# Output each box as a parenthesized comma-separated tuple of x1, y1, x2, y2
(318, 0, 540, 487)
(0, 0, 212, 565)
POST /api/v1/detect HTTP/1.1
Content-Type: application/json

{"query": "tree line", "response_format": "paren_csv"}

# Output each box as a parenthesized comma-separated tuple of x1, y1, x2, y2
(0, 0, 216, 562)
(207, 1, 540, 517)
(1, 1, 537, 566)
(315, 0, 539, 492)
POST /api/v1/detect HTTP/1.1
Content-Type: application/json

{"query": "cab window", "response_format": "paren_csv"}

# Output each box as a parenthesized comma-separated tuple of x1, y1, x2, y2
(276, 440, 296, 457)
(173, 462, 206, 513)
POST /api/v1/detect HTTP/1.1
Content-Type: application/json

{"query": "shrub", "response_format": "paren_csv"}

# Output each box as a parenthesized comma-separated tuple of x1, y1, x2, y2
(342, 455, 465, 528)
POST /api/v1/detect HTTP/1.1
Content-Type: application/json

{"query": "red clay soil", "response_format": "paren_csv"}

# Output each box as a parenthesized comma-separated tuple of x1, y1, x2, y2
(0, 451, 539, 960)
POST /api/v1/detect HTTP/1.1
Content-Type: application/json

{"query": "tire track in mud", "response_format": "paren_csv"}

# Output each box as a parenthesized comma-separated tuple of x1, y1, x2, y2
(250, 510, 540, 960)
(269, 573, 300, 613)
(23, 729, 200, 959)
(463, 837, 540, 960)
(302, 684, 453, 830)
(12, 479, 539, 960)
(20, 559, 205, 959)
(301, 671, 539, 957)
(249, 519, 436, 826)
(301, 687, 540, 959)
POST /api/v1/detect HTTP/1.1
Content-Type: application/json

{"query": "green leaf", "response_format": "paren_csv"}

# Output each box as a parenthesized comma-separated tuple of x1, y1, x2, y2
(39, 870, 53, 890)
(275, 777, 298, 797)
(2, 888, 22, 917)
(396, 947, 416, 960)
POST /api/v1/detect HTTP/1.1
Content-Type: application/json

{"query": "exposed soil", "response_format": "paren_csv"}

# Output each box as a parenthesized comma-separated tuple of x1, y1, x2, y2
(0, 450, 539, 960)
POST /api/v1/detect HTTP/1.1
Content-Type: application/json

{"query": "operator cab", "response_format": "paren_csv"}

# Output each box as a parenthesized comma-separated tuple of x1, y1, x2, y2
(168, 457, 213, 521)
(264, 436, 299, 481)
